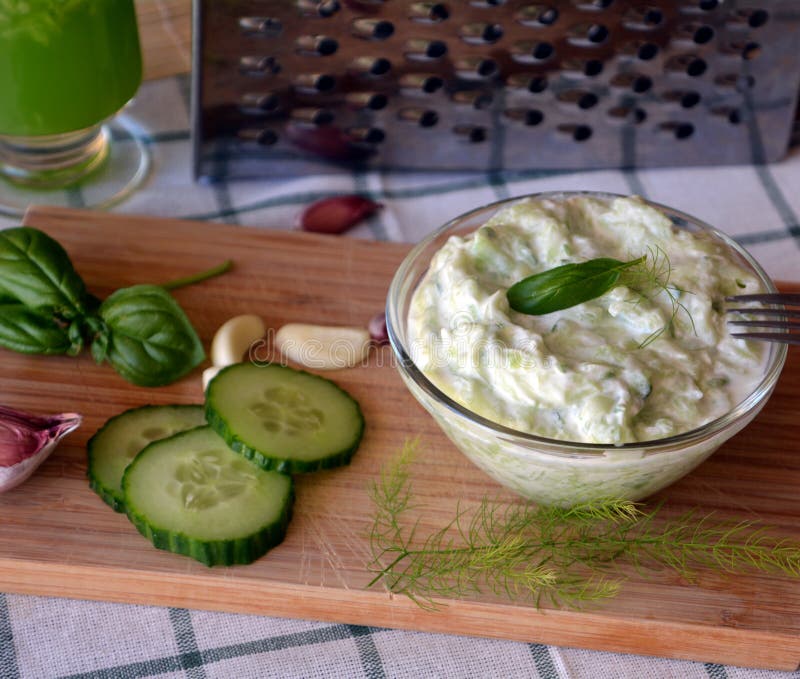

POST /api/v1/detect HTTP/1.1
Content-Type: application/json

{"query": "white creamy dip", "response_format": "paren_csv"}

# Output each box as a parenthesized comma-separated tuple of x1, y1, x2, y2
(407, 195, 768, 445)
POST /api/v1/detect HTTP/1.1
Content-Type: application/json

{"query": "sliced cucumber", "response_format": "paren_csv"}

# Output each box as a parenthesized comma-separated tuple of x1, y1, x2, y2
(205, 362, 364, 473)
(122, 425, 293, 566)
(87, 404, 206, 511)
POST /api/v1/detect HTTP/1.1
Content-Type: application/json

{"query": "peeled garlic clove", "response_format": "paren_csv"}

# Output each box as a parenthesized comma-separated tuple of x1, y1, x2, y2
(298, 195, 382, 234)
(210, 314, 266, 367)
(202, 366, 222, 391)
(275, 323, 371, 370)
(0, 406, 81, 493)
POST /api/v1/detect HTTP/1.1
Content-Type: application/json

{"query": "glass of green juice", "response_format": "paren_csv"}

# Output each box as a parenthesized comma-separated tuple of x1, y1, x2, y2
(0, 0, 151, 215)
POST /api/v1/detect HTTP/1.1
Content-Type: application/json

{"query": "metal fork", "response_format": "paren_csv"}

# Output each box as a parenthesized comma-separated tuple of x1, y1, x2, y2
(725, 293, 800, 345)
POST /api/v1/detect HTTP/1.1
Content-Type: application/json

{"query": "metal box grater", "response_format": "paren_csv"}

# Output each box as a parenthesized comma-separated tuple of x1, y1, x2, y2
(191, 0, 800, 181)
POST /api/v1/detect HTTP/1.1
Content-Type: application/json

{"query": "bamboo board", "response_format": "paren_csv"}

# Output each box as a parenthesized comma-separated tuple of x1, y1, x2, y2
(1, 206, 799, 670)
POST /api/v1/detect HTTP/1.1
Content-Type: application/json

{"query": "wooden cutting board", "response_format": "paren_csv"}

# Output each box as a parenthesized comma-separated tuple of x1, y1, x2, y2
(1, 206, 799, 671)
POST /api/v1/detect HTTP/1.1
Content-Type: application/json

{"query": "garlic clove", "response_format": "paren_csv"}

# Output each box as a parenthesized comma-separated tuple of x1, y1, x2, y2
(210, 314, 266, 367)
(0, 406, 81, 493)
(368, 311, 389, 345)
(275, 323, 371, 370)
(202, 366, 222, 391)
(298, 195, 382, 234)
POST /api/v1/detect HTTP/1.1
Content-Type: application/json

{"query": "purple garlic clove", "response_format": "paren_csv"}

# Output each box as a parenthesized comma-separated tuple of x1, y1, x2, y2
(298, 195, 383, 234)
(0, 405, 82, 493)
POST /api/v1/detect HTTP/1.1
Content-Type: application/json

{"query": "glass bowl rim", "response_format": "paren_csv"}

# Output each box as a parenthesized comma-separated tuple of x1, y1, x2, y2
(386, 190, 788, 453)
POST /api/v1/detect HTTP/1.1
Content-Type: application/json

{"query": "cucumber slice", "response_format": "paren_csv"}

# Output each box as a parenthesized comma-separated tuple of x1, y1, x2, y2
(205, 362, 364, 473)
(122, 425, 293, 566)
(87, 404, 206, 511)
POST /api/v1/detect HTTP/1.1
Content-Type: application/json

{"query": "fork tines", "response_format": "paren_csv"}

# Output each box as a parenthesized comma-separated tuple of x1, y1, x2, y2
(725, 292, 800, 346)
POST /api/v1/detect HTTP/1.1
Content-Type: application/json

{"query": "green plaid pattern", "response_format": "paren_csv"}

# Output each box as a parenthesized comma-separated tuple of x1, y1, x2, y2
(1, 75, 799, 678)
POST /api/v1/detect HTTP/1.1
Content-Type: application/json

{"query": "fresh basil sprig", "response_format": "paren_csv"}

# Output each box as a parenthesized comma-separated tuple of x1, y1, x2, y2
(507, 256, 646, 316)
(97, 285, 206, 387)
(0, 303, 73, 355)
(0, 226, 230, 387)
(0, 226, 89, 318)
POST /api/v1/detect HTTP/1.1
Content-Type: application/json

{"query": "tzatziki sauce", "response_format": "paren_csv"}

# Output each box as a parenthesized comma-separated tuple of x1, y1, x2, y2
(407, 195, 768, 445)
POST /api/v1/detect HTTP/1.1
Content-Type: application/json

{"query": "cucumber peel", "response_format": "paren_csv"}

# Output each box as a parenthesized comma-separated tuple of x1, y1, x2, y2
(122, 426, 293, 566)
(205, 362, 365, 473)
(87, 404, 206, 511)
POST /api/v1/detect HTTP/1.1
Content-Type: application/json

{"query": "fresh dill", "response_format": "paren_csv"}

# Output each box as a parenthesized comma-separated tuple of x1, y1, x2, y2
(367, 440, 800, 610)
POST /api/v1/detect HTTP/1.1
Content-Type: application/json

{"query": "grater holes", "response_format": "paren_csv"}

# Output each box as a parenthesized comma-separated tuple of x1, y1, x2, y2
(239, 56, 282, 76)
(637, 43, 659, 60)
(584, 59, 604, 76)
(461, 23, 504, 44)
(453, 90, 493, 109)
(295, 0, 340, 17)
(318, 0, 340, 17)
(632, 75, 652, 93)
(610, 72, 652, 93)
(516, 5, 559, 27)
(693, 25, 715, 44)
(296, 35, 338, 55)
(659, 122, 695, 139)
(454, 125, 488, 142)
(587, 24, 609, 43)
(294, 73, 337, 92)
(406, 39, 448, 59)
(558, 90, 599, 109)
(741, 42, 761, 60)
(351, 56, 392, 76)
(349, 127, 386, 144)
(352, 19, 395, 40)
(681, 91, 701, 108)
(747, 9, 769, 28)
(561, 124, 593, 141)
(686, 58, 707, 76)
(622, 7, 663, 30)
(239, 17, 283, 36)
(512, 41, 555, 63)
(507, 73, 548, 92)
(399, 108, 439, 127)
(567, 23, 610, 46)
(240, 92, 281, 112)
(400, 73, 444, 93)
(238, 128, 279, 146)
(572, 0, 614, 9)
(292, 107, 335, 126)
(529, 76, 548, 93)
(607, 106, 647, 124)
(409, 3, 449, 22)
(345, 91, 388, 110)
(525, 109, 544, 125)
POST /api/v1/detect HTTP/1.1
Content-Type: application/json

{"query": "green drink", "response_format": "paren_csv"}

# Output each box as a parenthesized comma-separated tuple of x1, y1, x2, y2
(0, 0, 145, 195)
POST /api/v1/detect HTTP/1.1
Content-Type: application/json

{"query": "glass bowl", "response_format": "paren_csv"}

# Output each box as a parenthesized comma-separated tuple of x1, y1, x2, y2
(386, 191, 788, 506)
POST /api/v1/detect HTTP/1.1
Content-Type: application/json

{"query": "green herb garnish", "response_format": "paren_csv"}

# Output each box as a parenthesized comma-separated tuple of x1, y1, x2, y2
(506, 247, 693, 348)
(0, 226, 230, 386)
(368, 441, 800, 610)
(507, 255, 646, 316)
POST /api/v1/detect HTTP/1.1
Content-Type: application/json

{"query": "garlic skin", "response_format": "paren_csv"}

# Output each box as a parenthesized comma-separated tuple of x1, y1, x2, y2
(0, 406, 82, 493)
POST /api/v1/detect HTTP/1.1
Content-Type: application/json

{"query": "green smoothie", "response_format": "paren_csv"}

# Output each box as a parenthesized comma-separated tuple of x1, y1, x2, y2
(0, 0, 142, 137)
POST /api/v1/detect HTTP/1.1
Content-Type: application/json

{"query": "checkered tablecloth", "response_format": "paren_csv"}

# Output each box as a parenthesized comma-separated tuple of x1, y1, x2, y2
(1, 75, 799, 679)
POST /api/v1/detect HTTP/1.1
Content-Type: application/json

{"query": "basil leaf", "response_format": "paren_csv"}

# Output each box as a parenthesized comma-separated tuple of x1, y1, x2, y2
(99, 284, 205, 387)
(0, 227, 88, 317)
(0, 304, 72, 355)
(507, 257, 644, 315)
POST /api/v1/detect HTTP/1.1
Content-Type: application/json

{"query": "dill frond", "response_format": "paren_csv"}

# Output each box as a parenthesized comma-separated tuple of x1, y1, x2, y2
(367, 443, 800, 609)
